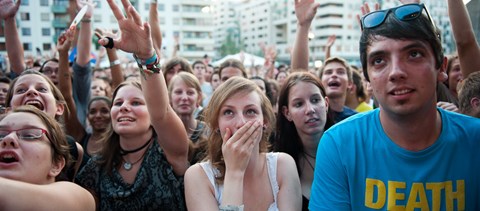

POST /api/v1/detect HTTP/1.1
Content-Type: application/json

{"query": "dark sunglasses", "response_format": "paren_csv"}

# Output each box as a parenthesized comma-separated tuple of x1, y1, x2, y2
(360, 3, 435, 30)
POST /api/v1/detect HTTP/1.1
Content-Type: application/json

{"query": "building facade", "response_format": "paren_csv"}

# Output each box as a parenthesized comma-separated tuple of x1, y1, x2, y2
(0, 0, 215, 61)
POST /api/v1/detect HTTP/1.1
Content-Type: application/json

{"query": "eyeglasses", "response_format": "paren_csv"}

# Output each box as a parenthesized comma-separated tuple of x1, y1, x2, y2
(360, 3, 435, 30)
(0, 128, 49, 141)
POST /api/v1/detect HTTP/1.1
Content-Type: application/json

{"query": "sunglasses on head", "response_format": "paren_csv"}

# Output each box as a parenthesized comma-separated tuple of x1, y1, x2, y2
(360, 3, 435, 30)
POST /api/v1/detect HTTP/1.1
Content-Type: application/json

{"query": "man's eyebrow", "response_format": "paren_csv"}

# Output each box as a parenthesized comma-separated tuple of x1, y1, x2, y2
(367, 50, 386, 60)
(399, 42, 429, 52)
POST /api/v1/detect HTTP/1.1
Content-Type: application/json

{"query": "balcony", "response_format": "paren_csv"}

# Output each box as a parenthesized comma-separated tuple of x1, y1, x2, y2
(52, 19, 68, 28)
(51, 5, 67, 13)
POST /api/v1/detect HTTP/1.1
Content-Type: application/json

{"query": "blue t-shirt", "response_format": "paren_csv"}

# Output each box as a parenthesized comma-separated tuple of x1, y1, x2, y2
(310, 108, 480, 210)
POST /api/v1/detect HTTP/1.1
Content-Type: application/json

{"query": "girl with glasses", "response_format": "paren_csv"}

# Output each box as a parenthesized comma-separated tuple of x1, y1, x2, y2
(0, 106, 95, 210)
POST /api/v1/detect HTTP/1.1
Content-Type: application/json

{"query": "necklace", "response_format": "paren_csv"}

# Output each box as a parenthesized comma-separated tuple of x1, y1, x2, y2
(303, 153, 315, 170)
(121, 138, 153, 171)
(304, 151, 316, 159)
(120, 137, 152, 156)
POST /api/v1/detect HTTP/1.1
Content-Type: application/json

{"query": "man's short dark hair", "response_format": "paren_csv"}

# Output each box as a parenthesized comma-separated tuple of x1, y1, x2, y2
(359, 8, 443, 81)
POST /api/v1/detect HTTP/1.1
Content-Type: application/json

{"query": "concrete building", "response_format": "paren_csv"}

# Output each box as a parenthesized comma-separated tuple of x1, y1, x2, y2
(212, 0, 458, 67)
(211, 0, 242, 59)
(0, 0, 215, 62)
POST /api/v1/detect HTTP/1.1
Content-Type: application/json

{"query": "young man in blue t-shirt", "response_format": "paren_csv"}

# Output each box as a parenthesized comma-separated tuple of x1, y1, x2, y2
(310, 2, 480, 211)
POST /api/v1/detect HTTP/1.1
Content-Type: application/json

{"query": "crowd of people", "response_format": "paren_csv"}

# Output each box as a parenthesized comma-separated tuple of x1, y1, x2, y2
(0, 0, 479, 210)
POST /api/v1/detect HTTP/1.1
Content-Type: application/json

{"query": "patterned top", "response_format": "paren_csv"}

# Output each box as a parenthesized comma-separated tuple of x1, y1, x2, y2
(76, 139, 186, 211)
(199, 152, 280, 211)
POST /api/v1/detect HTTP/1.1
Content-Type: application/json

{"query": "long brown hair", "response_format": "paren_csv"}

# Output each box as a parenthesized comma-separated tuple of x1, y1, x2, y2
(204, 77, 275, 183)
(96, 81, 145, 174)
(274, 72, 334, 176)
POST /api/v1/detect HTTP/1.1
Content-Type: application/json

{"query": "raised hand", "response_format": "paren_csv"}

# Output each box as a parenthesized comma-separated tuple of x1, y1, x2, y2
(95, 28, 119, 41)
(294, 0, 320, 27)
(76, 0, 95, 19)
(437, 101, 460, 113)
(326, 34, 336, 48)
(356, 2, 380, 30)
(57, 27, 76, 53)
(100, 0, 154, 59)
(221, 121, 262, 174)
(0, 0, 21, 20)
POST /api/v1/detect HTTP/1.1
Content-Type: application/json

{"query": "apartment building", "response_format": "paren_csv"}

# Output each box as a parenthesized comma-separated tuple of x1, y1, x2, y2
(213, 0, 458, 67)
(0, 0, 215, 61)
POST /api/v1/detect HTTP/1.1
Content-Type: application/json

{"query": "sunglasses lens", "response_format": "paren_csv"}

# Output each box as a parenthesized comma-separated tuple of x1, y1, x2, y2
(363, 11, 387, 29)
(395, 5, 422, 20)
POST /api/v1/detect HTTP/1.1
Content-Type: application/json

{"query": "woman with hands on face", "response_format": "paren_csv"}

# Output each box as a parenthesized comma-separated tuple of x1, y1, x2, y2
(185, 76, 302, 211)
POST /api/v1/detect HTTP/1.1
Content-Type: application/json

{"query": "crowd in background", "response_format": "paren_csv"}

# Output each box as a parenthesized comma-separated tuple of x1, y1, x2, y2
(0, 0, 479, 210)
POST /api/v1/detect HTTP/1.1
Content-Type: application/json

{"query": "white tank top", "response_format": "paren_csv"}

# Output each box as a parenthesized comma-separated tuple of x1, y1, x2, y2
(199, 152, 280, 211)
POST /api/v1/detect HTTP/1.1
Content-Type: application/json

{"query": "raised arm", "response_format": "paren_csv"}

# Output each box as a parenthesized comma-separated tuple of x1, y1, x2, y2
(0, 178, 95, 211)
(447, 0, 480, 77)
(291, 0, 320, 70)
(102, 0, 189, 175)
(94, 28, 124, 89)
(57, 28, 86, 142)
(0, 0, 25, 74)
(325, 34, 336, 60)
(75, 0, 94, 66)
(149, 0, 162, 58)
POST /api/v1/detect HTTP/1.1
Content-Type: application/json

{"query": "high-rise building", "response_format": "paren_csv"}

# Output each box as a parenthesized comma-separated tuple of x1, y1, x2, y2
(212, 0, 458, 67)
(0, 0, 215, 61)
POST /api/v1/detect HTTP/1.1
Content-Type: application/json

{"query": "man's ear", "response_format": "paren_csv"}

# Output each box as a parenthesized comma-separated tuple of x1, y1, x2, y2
(471, 97, 480, 109)
(438, 56, 448, 83)
(282, 106, 292, 122)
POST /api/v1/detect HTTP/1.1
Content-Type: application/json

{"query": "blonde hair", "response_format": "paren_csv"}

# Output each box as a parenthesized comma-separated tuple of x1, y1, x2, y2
(204, 77, 275, 183)
(168, 72, 203, 105)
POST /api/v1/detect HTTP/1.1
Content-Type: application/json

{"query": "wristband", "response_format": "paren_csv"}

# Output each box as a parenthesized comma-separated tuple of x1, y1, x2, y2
(134, 53, 157, 66)
(133, 54, 161, 75)
(81, 19, 91, 23)
(110, 60, 121, 67)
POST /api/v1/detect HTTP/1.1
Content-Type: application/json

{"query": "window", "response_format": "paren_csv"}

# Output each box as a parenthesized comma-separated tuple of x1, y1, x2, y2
(158, 4, 165, 11)
(92, 0, 101, 8)
(173, 5, 179, 12)
(22, 28, 31, 36)
(42, 28, 50, 36)
(43, 43, 52, 51)
(94, 14, 102, 22)
(173, 18, 180, 25)
(40, 0, 48, 6)
(23, 43, 32, 51)
(20, 12, 30, 21)
(21, 0, 29, 5)
(41, 13, 50, 21)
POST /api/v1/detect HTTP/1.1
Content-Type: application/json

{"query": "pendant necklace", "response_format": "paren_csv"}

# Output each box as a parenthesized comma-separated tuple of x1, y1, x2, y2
(121, 138, 152, 171)
(303, 151, 316, 170)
